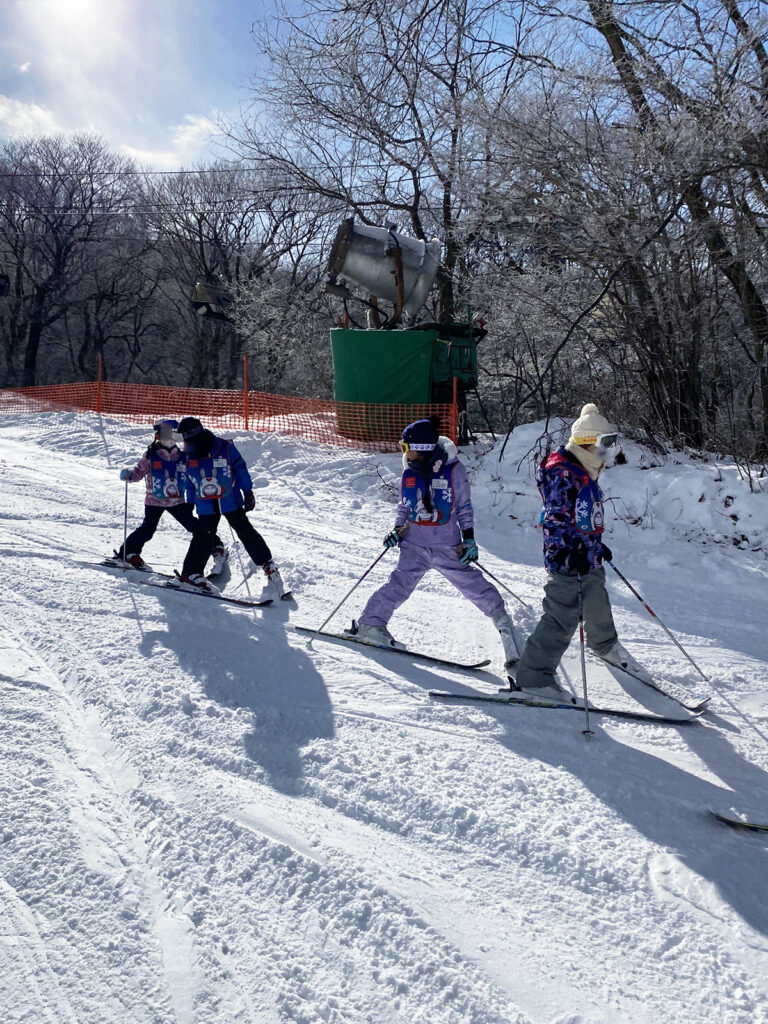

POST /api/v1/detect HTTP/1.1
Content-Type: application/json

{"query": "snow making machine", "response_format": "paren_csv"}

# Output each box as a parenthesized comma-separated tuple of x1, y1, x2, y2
(325, 217, 484, 444)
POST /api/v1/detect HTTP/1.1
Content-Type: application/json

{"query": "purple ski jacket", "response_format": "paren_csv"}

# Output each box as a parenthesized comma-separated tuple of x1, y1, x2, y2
(394, 438, 473, 548)
(537, 446, 605, 572)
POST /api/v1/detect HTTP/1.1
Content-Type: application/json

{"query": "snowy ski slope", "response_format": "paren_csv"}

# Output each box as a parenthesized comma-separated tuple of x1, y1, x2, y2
(1, 411, 767, 1024)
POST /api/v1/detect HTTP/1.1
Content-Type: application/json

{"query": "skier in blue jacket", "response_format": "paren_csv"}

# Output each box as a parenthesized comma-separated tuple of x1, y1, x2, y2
(175, 417, 285, 596)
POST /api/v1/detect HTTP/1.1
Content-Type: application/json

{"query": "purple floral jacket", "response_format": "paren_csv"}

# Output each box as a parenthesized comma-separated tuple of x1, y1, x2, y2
(537, 447, 605, 573)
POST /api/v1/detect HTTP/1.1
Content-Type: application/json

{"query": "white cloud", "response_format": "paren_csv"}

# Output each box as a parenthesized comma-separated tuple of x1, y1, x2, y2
(121, 113, 219, 170)
(0, 94, 62, 137)
(0, 1, 236, 167)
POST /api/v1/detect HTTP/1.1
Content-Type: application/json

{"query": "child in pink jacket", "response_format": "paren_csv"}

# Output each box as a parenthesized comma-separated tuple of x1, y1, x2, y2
(109, 418, 223, 570)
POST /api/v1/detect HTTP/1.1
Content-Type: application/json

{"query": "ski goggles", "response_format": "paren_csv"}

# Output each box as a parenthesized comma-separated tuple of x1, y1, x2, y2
(399, 439, 436, 453)
(596, 432, 619, 448)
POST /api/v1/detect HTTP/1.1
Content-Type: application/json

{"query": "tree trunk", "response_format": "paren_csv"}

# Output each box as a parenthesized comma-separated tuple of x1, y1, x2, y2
(22, 290, 46, 387)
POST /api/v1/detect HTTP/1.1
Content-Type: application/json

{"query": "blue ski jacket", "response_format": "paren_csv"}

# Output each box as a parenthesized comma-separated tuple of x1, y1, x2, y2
(183, 438, 252, 515)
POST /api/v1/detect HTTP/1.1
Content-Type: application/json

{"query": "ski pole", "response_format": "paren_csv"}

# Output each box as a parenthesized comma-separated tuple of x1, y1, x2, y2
(476, 562, 531, 609)
(607, 561, 710, 682)
(122, 478, 128, 572)
(228, 524, 253, 599)
(577, 573, 595, 739)
(305, 547, 390, 648)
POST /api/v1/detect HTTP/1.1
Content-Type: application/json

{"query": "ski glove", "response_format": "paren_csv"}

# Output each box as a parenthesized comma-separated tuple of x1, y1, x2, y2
(568, 543, 591, 576)
(243, 490, 256, 512)
(119, 468, 133, 481)
(459, 528, 478, 564)
(460, 539, 479, 564)
(383, 528, 402, 549)
(599, 542, 613, 564)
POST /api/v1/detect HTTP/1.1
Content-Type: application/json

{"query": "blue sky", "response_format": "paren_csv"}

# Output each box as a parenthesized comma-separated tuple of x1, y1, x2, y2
(0, 0, 267, 167)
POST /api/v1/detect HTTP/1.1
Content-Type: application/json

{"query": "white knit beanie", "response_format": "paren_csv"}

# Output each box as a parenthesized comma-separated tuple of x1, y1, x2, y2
(570, 403, 614, 446)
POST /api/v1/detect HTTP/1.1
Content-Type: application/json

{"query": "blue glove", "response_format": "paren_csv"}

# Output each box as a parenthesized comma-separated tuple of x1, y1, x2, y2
(384, 528, 401, 549)
(460, 538, 479, 564)
(119, 468, 132, 481)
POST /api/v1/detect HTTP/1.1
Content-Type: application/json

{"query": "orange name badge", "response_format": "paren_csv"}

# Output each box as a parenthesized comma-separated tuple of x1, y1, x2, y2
(405, 476, 416, 487)
(152, 461, 162, 469)
(188, 460, 199, 467)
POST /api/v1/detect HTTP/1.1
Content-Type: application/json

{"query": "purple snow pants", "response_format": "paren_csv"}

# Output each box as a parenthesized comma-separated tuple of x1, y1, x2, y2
(358, 543, 504, 627)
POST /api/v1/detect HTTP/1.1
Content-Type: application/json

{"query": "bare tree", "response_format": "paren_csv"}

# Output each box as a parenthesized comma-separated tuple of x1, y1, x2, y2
(0, 135, 137, 385)
(228, 0, 551, 323)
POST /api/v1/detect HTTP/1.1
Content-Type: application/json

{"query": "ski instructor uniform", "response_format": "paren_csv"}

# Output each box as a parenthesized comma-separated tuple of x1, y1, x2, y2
(112, 418, 205, 568)
(176, 417, 284, 595)
(350, 416, 519, 666)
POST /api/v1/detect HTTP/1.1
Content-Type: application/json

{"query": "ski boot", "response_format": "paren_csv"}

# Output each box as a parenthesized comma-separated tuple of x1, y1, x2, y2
(598, 642, 643, 675)
(171, 571, 221, 595)
(510, 680, 575, 704)
(208, 545, 229, 577)
(346, 619, 406, 650)
(492, 608, 520, 670)
(261, 559, 292, 600)
(105, 551, 150, 570)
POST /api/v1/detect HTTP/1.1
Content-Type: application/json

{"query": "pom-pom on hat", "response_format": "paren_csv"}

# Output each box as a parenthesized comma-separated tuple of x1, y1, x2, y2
(570, 403, 614, 446)
(401, 416, 440, 451)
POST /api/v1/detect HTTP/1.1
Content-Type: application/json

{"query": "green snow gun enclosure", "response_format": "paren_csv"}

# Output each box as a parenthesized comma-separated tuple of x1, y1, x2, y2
(331, 326, 479, 441)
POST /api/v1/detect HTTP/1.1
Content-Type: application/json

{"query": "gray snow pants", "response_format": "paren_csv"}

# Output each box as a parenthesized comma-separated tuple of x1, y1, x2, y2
(515, 567, 618, 690)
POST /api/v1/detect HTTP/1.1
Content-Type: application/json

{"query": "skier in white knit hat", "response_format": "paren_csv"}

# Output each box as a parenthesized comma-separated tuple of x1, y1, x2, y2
(511, 403, 627, 702)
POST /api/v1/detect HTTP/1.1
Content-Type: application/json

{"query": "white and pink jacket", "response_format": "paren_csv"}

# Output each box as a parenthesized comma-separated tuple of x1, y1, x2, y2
(126, 444, 186, 508)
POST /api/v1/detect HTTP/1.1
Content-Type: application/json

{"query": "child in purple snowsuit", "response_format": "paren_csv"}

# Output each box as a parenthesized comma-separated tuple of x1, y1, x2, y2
(350, 416, 519, 666)
(512, 403, 626, 702)
(111, 418, 223, 570)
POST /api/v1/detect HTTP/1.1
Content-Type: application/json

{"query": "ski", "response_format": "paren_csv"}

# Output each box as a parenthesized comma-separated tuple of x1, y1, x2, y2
(592, 653, 711, 712)
(100, 557, 154, 573)
(294, 626, 490, 671)
(96, 562, 273, 607)
(133, 574, 274, 607)
(428, 688, 706, 724)
(709, 811, 768, 833)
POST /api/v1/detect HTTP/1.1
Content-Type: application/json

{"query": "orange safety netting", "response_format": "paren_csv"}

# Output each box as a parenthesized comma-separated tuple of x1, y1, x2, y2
(0, 382, 458, 452)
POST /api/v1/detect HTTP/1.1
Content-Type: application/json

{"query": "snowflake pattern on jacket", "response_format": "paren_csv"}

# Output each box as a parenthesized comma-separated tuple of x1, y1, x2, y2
(536, 446, 605, 573)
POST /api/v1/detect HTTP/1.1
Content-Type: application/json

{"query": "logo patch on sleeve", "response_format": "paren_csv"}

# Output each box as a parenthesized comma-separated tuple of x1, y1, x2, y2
(405, 476, 416, 487)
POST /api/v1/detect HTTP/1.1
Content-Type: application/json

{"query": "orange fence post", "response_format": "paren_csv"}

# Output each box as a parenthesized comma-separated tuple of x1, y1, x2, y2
(243, 353, 249, 430)
(96, 354, 103, 415)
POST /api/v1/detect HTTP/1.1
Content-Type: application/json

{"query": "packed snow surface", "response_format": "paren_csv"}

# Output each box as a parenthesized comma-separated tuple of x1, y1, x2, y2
(1, 411, 767, 1024)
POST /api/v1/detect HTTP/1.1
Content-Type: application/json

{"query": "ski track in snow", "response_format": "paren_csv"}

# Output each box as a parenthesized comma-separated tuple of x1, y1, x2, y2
(0, 411, 767, 1023)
